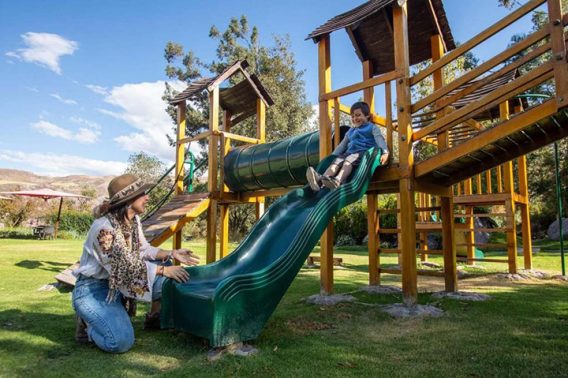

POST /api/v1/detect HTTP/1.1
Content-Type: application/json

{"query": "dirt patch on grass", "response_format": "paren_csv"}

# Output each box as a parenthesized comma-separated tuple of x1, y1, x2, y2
(285, 318, 336, 334)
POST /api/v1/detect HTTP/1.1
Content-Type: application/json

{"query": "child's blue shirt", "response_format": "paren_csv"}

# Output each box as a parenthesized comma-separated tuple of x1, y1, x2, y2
(332, 122, 389, 156)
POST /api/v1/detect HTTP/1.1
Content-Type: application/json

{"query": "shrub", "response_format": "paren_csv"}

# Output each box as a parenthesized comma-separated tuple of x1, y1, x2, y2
(48, 211, 93, 235)
(0, 227, 33, 239)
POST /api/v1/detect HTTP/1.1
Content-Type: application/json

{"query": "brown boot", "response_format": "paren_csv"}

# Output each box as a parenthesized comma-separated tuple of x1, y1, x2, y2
(143, 312, 161, 330)
(75, 314, 89, 343)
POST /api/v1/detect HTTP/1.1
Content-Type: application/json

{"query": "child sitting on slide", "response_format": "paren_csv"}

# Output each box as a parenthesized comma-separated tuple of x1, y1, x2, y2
(306, 101, 389, 191)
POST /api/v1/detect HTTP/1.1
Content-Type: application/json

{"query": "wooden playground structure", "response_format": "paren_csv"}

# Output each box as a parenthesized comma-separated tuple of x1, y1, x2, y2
(143, 0, 568, 307)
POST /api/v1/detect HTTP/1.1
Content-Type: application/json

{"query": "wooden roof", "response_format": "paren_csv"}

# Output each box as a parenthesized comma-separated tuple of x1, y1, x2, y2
(307, 0, 456, 76)
(169, 60, 274, 123)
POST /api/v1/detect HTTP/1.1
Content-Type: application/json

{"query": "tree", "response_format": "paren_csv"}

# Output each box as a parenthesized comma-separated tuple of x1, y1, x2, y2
(124, 152, 174, 216)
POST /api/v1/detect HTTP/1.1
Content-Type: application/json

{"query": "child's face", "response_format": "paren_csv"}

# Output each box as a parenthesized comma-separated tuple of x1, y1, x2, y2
(351, 109, 369, 127)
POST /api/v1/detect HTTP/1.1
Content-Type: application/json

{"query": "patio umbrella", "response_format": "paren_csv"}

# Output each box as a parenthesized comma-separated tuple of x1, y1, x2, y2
(0, 188, 87, 238)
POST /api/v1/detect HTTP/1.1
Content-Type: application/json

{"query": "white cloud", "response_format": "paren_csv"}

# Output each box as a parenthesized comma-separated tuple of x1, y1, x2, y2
(31, 120, 99, 144)
(85, 84, 109, 96)
(6, 32, 78, 75)
(0, 149, 126, 176)
(70, 116, 101, 130)
(51, 93, 77, 105)
(99, 80, 186, 161)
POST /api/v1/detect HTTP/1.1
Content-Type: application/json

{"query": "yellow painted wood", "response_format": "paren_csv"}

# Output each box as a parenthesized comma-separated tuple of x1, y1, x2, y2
(464, 179, 475, 265)
(177, 130, 211, 145)
(208, 87, 219, 193)
(206, 199, 218, 263)
(318, 36, 334, 295)
(215, 130, 261, 145)
(174, 101, 186, 250)
(220, 111, 232, 198)
(394, 2, 417, 306)
(334, 98, 340, 148)
(256, 99, 266, 219)
(220, 204, 229, 258)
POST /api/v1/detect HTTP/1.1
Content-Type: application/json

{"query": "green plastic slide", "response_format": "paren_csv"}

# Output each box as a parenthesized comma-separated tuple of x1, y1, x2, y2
(160, 148, 381, 346)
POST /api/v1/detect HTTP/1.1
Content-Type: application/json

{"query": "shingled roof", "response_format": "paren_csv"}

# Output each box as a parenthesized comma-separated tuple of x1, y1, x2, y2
(307, 0, 456, 76)
(169, 60, 274, 124)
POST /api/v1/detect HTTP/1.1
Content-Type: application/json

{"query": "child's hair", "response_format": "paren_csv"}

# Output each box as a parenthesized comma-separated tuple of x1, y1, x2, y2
(350, 101, 371, 117)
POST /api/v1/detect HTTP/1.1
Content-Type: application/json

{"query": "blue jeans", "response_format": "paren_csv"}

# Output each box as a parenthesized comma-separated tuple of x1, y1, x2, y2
(72, 275, 165, 353)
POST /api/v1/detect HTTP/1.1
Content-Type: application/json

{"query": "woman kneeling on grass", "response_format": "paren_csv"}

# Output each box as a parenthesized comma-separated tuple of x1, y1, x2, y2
(72, 174, 199, 353)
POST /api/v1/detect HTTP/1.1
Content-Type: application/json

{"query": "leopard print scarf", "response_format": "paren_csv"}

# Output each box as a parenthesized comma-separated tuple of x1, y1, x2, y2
(105, 214, 149, 302)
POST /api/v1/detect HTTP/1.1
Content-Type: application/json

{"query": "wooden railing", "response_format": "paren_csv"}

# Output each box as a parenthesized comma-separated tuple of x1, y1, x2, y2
(409, 0, 568, 145)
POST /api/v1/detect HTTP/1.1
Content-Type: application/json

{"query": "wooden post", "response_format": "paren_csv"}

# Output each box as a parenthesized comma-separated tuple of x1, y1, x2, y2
(547, 0, 568, 108)
(464, 178, 475, 265)
(256, 99, 266, 220)
(207, 87, 220, 263)
(431, 33, 456, 291)
(367, 193, 379, 285)
(220, 110, 232, 259)
(486, 170, 492, 193)
(333, 98, 341, 148)
(497, 165, 503, 193)
(518, 155, 533, 269)
(385, 81, 393, 157)
(173, 101, 186, 250)
(318, 35, 335, 295)
(219, 204, 229, 258)
(500, 102, 518, 273)
(394, 2, 417, 305)
(363, 60, 375, 112)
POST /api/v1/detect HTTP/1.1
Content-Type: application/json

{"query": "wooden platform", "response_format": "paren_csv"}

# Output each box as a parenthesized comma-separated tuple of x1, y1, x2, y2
(142, 193, 210, 246)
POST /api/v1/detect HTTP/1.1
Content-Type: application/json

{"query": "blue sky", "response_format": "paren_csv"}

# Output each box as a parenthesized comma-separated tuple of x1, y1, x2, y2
(0, 0, 539, 176)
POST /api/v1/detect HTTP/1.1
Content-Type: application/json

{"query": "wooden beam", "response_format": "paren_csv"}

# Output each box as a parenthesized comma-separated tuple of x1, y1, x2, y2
(320, 70, 403, 102)
(318, 36, 334, 295)
(367, 194, 379, 285)
(173, 101, 186, 250)
(363, 60, 375, 112)
(208, 87, 219, 193)
(214, 130, 260, 145)
(206, 199, 218, 263)
(547, 0, 568, 107)
(177, 130, 211, 145)
(411, 0, 546, 85)
(256, 98, 266, 220)
(219, 204, 229, 259)
(394, 2, 417, 306)
(518, 155, 533, 269)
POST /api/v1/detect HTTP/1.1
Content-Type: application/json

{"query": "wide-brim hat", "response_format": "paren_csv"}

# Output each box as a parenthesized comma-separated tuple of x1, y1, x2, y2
(108, 174, 153, 209)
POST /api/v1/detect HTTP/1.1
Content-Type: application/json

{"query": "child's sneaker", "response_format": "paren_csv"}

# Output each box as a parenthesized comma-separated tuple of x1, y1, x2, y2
(306, 167, 322, 191)
(321, 175, 340, 189)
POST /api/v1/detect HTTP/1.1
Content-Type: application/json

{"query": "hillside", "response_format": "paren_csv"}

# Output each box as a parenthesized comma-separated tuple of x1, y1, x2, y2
(0, 169, 112, 198)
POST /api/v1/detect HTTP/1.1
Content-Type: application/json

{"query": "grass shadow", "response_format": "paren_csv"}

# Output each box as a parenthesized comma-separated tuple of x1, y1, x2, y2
(15, 260, 69, 272)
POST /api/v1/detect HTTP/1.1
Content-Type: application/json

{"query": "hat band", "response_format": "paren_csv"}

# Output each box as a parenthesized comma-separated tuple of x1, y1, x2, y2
(110, 179, 145, 203)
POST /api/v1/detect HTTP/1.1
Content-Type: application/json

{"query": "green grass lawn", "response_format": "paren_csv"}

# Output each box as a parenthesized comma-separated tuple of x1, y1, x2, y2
(1, 237, 568, 377)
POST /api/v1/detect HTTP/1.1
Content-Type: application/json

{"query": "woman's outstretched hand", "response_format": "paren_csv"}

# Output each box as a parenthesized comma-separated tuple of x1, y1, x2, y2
(163, 266, 190, 283)
(380, 152, 389, 165)
(172, 249, 200, 266)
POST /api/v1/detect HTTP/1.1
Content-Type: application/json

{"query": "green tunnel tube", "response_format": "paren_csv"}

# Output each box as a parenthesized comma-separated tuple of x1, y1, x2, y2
(223, 126, 348, 192)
